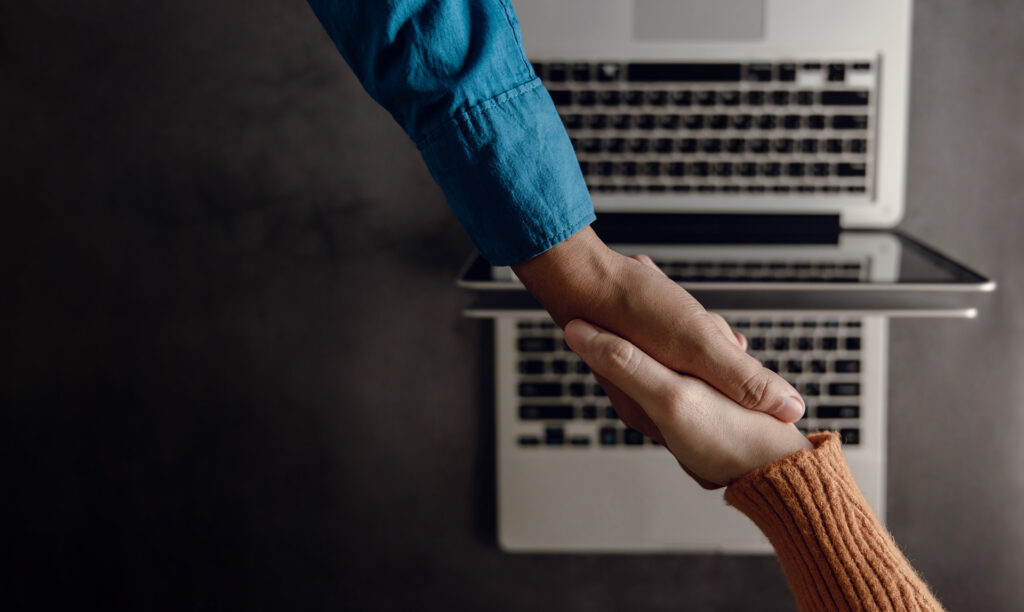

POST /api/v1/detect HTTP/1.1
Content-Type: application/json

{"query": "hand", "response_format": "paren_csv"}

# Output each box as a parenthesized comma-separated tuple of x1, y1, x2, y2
(564, 319, 812, 487)
(512, 227, 806, 444)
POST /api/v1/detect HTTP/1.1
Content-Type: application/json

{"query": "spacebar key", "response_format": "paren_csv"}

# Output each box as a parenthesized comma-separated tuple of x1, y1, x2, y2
(520, 405, 574, 420)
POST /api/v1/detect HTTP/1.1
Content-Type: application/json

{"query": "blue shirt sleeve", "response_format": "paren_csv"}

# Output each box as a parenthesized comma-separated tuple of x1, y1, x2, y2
(306, 0, 595, 265)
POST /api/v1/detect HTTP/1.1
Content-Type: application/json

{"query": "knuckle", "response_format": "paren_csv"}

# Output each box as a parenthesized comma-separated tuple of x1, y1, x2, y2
(604, 338, 641, 377)
(738, 368, 774, 412)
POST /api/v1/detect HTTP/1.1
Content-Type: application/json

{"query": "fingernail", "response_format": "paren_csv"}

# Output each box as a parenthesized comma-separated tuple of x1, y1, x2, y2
(564, 320, 599, 349)
(779, 396, 806, 422)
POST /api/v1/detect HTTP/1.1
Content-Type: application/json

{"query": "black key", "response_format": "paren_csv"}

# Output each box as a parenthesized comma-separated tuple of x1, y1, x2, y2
(549, 90, 573, 106)
(672, 90, 693, 106)
(596, 161, 614, 177)
(519, 360, 545, 374)
(807, 115, 826, 129)
(846, 321, 862, 328)
(773, 337, 791, 351)
(619, 161, 638, 176)
(787, 163, 806, 177)
(647, 185, 667, 193)
(778, 64, 797, 82)
(597, 62, 621, 82)
(764, 359, 779, 373)
(567, 382, 586, 397)
(599, 90, 622, 106)
(821, 90, 869, 105)
(593, 384, 607, 396)
(820, 337, 838, 350)
(519, 404, 573, 420)
(546, 426, 565, 445)
(562, 114, 583, 129)
(827, 63, 846, 82)
(612, 115, 632, 130)
(551, 360, 568, 374)
(582, 138, 603, 153)
(702, 139, 722, 153)
(517, 321, 535, 330)
(576, 361, 591, 374)
(836, 163, 867, 177)
(569, 436, 590, 447)
(801, 320, 818, 328)
(825, 138, 844, 153)
(606, 138, 626, 153)
(531, 62, 544, 78)
(576, 90, 596, 106)
(783, 114, 802, 129)
(696, 185, 717, 193)
(809, 360, 827, 375)
(732, 114, 753, 130)
(738, 162, 756, 176)
(818, 405, 860, 419)
(581, 404, 598, 420)
(774, 139, 794, 153)
(771, 90, 790, 105)
(521, 382, 562, 397)
(714, 162, 733, 177)
(667, 162, 686, 176)
(746, 90, 766, 105)
(519, 337, 555, 352)
(627, 63, 742, 82)
(749, 138, 770, 153)
(709, 114, 729, 130)
(643, 162, 661, 177)
(832, 115, 868, 130)
(848, 139, 867, 153)
(637, 114, 656, 130)
(727, 138, 746, 153)
(804, 382, 820, 397)
(691, 161, 711, 176)
(746, 64, 773, 82)
(844, 337, 861, 350)
(840, 428, 860, 445)
(658, 114, 680, 129)
(571, 63, 591, 82)
(683, 115, 705, 130)
(654, 138, 674, 153)
(749, 337, 766, 351)
(834, 359, 861, 373)
(828, 382, 860, 396)
(604, 405, 618, 420)
(812, 162, 830, 177)
(518, 435, 540, 447)
(796, 90, 814, 105)
(697, 90, 717, 106)
(852, 63, 871, 71)
(629, 138, 650, 153)
(801, 139, 819, 153)
(757, 115, 777, 130)
(786, 360, 803, 373)
(720, 90, 741, 105)
(624, 428, 644, 445)
(647, 90, 668, 105)
(677, 138, 697, 153)
(624, 90, 645, 106)
(600, 427, 618, 445)
(587, 114, 608, 129)
(762, 162, 782, 177)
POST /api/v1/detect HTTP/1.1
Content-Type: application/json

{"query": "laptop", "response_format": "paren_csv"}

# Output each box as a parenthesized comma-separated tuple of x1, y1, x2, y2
(457, 0, 992, 552)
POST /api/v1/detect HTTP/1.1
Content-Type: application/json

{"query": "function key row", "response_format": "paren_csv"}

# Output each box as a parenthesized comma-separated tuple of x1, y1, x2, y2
(549, 89, 869, 107)
(580, 161, 867, 179)
(561, 113, 869, 131)
(588, 184, 867, 194)
(573, 137, 868, 155)
(534, 62, 871, 83)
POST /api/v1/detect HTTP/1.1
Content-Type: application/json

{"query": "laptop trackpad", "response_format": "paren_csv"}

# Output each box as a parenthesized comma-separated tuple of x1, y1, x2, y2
(633, 0, 765, 41)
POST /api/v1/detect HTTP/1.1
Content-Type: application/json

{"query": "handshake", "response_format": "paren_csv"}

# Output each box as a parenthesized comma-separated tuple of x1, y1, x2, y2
(513, 226, 811, 487)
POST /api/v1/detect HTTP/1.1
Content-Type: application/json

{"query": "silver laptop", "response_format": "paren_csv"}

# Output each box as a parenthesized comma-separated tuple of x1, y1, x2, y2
(458, 0, 991, 552)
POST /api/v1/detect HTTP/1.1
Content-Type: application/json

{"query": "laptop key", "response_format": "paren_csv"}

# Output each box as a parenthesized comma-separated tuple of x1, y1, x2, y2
(624, 428, 644, 445)
(519, 360, 545, 374)
(840, 428, 860, 445)
(569, 382, 587, 396)
(549, 90, 572, 106)
(581, 405, 598, 420)
(520, 382, 563, 397)
(828, 382, 860, 396)
(822, 90, 869, 105)
(518, 435, 540, 447)
(599, 90, 621, 106)
(834, 359, 861, 373)
(810, 359, 827, 373)
(545, 426, 565, 445)
(818, 405, 860, 419)
(821, 337, 838, 350)
(832, 115, 868, 130)
(519, 337, 555, 352)
(845, 337, 862, 350)
(600, 427, 618, 445)
(551, 359, 568, 374)
(519, 405, 573, 420)
(569, 436, 590, 447)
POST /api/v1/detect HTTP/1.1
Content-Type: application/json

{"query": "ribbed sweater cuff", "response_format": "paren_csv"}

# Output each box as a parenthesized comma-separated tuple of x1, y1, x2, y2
(724, 433, 944, 612)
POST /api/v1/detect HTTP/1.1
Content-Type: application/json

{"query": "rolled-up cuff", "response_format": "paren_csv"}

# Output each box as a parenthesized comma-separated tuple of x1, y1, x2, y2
(417, 78, 595, 266)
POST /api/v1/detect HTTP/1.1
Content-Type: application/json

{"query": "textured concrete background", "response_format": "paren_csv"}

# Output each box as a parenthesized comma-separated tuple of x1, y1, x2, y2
(4, 1, 1022, 609)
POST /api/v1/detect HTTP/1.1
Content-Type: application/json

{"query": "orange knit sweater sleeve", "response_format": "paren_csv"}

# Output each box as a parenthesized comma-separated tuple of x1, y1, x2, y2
(724, 432, 945, 612)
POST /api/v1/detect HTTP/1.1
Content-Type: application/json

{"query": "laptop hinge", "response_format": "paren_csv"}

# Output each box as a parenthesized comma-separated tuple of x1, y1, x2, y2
(591, 213, 841, 245)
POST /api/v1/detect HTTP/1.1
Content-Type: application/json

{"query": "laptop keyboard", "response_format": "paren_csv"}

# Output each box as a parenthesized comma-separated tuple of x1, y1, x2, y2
(534, 61, 875, 196)
(514, 315, 863, 448)
(651, 258, 865, 282)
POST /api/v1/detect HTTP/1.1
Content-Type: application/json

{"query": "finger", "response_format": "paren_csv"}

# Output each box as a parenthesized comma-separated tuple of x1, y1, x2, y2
(564, 319, 679, 411)
(735, 332, 748, 352)
(593, 373, 665, 445)
(630, 253, 658, 269)
(691, 328, 806, 422)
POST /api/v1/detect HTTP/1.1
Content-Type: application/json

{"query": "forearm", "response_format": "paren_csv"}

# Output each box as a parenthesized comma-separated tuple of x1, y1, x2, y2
(725, 434, 944, 612)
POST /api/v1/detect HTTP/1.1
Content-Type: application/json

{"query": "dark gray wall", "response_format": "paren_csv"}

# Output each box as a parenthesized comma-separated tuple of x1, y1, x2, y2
(4, 1, 1022, 609)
